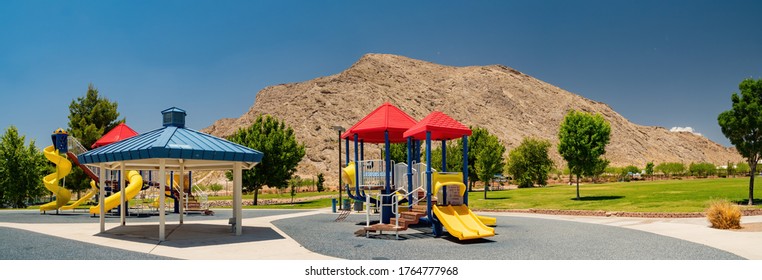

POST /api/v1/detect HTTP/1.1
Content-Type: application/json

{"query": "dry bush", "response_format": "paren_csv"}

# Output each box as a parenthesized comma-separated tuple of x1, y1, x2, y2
(706, 199, 742, 229)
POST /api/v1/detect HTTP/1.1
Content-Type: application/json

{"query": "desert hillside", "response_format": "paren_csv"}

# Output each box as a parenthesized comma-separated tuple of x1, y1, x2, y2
(203, 53, 741, 185)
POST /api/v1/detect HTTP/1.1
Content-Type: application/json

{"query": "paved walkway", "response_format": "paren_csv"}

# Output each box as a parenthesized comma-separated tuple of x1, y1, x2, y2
(0, 209, 337, 260)
(489, 211, 762, 259)
(0, 208, 760, 260)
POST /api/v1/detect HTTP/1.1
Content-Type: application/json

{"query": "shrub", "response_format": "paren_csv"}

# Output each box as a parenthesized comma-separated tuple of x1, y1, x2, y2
(706, 199, 742, 229)
(655, 162, 686, 178)
(316, 173, 325, 192)
(689, 162, 717, 178)
(208, 183, 223, 196)
(736, 162, 750, 176)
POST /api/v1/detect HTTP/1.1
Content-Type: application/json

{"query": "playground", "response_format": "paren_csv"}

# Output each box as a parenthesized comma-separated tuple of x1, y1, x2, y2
(338, 103, 495, 240)
(5, 103, 761, 260)
(36, 103, 497, 243)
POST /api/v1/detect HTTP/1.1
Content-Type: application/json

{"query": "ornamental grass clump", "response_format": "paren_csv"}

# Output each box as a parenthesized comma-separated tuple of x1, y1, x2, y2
(706, 199, 742, 229)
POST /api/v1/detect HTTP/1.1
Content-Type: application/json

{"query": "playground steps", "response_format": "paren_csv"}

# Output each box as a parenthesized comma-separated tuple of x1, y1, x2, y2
(411, 204, 428, 212)
(399, 209, 426, 222)
(182, 194, 205, 213)
(363, 208, 427, 235)
(363, 222, 407, 233)
(390, 210, 425, 228)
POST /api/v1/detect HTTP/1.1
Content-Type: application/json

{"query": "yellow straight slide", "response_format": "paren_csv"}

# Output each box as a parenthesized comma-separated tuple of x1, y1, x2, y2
(90, 170, 143, 215)
(40, 145, 72, 212)
(477, 215, 497, 227)
(61, 180, 97, 210)
(433, 204, 495, 240)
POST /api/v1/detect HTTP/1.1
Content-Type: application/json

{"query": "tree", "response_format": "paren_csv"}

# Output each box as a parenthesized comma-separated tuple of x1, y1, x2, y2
(316, 173, 325, 192)
(452, 127, 492, 191)
(460, 127, 490, 191)
(587, 158, 610, 183)
(726, 161, 735, 178)
(0, 126, 48, 208)
(289, 176, 301, 204)
(689, 162, 716, 178)
(67, 84, 124, 197)
(226, 114, 305, 205)
(428, 141, 464, 173)
(418, 126, 493, 191)
(655, 162, 685, 178)
(68, 84, 124, 149)
(645, 162, 655, 181)
(387, 143, 407, 165)
(557, 110, 611, 199)
(208, 183, 223, 196)
(718, 78, 762, 205)
(621, 165, 640, 181)
(506, 138, 554, 188)
(736, 162, 751, 176)
(605, 165, 622, 182)
(475, 134, 506, 199)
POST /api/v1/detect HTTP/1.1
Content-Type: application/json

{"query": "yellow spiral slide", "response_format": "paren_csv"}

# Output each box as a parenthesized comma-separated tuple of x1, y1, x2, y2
(40, 145, 72, 212)
(90, 170, 143, 215)
(60, 180, 97, 210)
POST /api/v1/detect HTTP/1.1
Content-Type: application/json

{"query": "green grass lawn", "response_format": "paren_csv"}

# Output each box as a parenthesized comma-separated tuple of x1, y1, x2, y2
(468, 177, 762, 213)
(19, 178, 762, 212)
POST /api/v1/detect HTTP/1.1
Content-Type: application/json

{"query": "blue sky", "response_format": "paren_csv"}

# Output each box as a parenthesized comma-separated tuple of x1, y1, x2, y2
(1, 0, 761, 149)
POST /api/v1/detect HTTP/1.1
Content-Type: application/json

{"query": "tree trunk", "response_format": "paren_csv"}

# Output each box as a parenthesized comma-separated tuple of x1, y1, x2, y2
(750, 161, 757, 206)
(484, 181, 488, 199)
(253, 188, 259, 206)
(576, 174, 580, 199)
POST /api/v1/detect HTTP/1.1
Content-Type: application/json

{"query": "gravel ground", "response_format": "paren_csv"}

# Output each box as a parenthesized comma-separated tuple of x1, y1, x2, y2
(0, 209, 307, 224)
(0, 226, 174, 260)
(271, 213, 744, 260)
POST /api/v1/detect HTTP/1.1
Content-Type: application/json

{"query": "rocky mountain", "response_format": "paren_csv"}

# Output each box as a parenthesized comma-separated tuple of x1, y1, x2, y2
(203, 53, 741, 185)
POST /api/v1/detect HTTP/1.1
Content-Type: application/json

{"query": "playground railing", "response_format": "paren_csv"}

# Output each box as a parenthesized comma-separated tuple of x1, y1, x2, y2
(67, 136, 88, 156)
(412, 162, 438, 199)
(189, 184, 209, 210)
(358, 160, 393, 189)
(409, 185, 426, 206)
(393, 163, 408, 190)
(68, 136, 100, 176)
(372, 188, 405, 239)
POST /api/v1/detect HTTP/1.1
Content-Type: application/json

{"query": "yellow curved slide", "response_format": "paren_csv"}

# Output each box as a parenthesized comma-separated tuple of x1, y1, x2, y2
(61, 180, 97, 210)
(433, 204, 495, 240)
(40, 146, 72, 212)
(90, 170, 143, 215)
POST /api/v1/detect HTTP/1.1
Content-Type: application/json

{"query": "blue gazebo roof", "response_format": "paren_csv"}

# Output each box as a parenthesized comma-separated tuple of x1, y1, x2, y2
(77, 108, 263, 171)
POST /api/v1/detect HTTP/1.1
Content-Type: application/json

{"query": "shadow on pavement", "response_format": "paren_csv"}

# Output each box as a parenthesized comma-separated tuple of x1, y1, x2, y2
(96, 223, 285, 248)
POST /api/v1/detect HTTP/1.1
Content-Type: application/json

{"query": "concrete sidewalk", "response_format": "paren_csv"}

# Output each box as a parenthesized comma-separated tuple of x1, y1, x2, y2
(0, 209, 338, 260)
(481, 211, 762, 259)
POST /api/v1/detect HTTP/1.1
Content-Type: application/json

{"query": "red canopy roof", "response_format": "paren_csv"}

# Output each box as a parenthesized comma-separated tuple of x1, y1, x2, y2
(403, 111, 471, 141)
(341, 102, 418, 143)
(92, 123, 139, 148)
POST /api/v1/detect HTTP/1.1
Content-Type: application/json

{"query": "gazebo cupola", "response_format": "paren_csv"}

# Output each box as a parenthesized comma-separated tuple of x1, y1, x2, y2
(162, 107, 186, 128)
